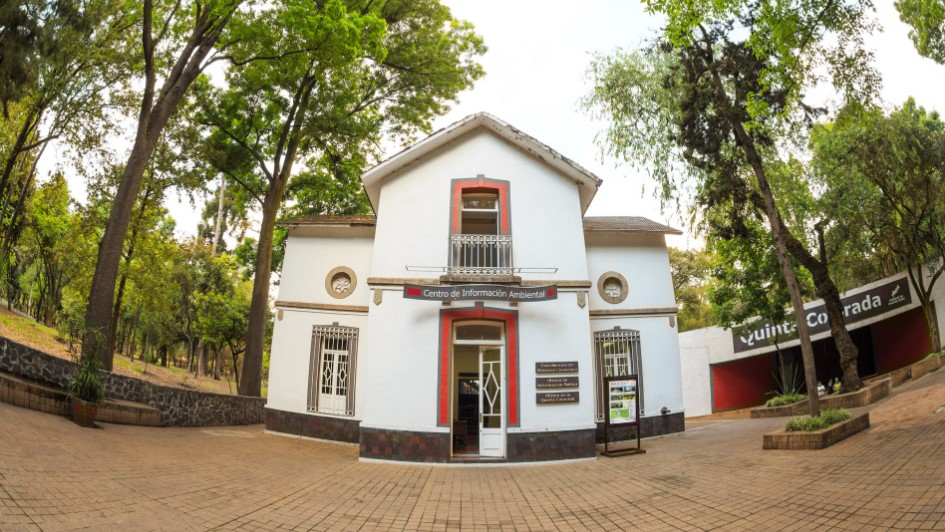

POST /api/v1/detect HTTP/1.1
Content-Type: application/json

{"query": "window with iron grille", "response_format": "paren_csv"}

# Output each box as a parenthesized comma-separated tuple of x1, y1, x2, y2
(308, 325, 359, 416)
(593, 328, 643, 421)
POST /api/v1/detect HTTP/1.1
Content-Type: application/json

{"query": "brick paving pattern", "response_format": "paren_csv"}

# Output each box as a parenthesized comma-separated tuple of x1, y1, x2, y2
(2, 369, 945, 530)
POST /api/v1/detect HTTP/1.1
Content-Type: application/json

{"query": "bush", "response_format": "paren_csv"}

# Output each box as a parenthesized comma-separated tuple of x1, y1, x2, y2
(765, 393, 807, 407)
(69, 355, 105, 403)
(784, 408, 851, 432)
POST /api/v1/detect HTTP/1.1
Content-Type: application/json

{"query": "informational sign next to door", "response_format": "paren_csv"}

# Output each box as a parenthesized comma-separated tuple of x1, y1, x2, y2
(731, 277, 913, 353)
(607, 377, 638, 425)
(403, 284, 557, 302)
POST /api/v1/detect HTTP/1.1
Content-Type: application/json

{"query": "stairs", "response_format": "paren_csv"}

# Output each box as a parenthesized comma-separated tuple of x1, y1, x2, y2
(0, 370, 161, 426)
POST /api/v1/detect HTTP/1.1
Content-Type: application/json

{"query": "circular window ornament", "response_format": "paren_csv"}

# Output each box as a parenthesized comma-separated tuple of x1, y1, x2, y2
(325, 266, 357, 299)
(597, 271, 628, 304)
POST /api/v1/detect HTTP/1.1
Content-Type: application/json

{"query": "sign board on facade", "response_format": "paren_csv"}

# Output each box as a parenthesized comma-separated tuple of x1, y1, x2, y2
(536, 376, 579, 389)
(403, 284, 557, 302)
(731, 277, 913, 353)
(607, 377, 638, 425)
(535, 361, 578, 374)
(537, 391, 580, 404)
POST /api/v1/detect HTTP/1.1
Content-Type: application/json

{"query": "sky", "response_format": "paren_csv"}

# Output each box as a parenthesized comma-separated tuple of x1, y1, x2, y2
(50, 0, 945, 248)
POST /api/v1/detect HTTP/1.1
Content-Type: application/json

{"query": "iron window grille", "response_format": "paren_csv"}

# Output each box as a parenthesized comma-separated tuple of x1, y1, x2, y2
(308, 325, 359, 416)
(593, 328, 643, 421)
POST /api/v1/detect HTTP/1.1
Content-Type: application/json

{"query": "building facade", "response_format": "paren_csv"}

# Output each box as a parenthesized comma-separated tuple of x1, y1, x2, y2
(265, 114, 684, 463)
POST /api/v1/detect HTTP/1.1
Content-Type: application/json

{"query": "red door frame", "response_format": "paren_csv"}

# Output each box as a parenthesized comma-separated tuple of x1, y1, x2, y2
(437, 304, 520, 427)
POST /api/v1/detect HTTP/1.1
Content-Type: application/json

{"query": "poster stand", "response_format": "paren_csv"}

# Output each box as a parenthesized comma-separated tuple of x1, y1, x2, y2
(602, 375, 645, 457)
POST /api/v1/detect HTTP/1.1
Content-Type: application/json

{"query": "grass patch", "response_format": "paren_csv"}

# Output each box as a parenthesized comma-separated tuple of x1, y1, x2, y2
(785, 408, 852, 432)
(766, 393, 807, 407)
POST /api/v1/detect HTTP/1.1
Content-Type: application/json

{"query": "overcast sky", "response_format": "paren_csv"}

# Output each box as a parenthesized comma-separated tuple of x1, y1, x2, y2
(57, 1, 945, 248)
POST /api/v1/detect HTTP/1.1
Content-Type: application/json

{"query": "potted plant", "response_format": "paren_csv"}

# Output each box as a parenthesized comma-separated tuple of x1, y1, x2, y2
(69, 355, 105, 427)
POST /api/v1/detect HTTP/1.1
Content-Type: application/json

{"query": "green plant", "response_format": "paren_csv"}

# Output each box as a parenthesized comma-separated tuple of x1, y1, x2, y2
(784, 408, 851, 432)
(765, 393, 807, 407)
(69, 355, 105, 403)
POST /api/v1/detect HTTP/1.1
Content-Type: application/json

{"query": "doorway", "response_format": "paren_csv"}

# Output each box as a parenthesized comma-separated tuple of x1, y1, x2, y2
(452, 322, 505, 458)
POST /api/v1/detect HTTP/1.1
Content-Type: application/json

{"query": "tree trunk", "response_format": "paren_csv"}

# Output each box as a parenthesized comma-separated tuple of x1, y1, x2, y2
(239, 191, 280, 396)
(197, 342, 208, 377)
(211, 176, 225, 256)
(780, 227, 862, 390)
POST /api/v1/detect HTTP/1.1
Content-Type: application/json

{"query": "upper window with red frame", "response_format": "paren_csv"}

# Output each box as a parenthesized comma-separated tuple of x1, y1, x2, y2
(450, 178, 511, 236)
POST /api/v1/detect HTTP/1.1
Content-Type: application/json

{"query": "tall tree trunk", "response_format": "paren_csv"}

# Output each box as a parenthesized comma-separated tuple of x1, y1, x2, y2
(780, 226, 862, 390)
(239, 192, 280, 396)
(106, 184, 152, 359)
(211, 176, 225, 256)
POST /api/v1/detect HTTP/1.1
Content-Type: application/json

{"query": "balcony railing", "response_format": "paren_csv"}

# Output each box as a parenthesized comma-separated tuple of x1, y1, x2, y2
(448, 234, 513, 276)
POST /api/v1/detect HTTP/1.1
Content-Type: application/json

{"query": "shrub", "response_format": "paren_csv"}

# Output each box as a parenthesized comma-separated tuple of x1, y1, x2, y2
(784, 408, 851, 432)
(765, 393, 806, 407)
(69, 355, 106, 403)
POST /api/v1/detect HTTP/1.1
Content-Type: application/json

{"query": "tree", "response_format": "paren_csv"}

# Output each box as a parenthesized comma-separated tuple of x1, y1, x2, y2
(587, 0, 881, 412)
(668, 247, 718, 331)
(82, 0, 245, 370)
(20, 172, 72, 325)
(811, 99, 945, 352)
(200, 0, 485, 396)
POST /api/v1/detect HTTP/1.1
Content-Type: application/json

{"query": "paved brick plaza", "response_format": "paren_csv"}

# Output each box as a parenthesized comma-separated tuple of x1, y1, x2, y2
(2, 368, 945, 531)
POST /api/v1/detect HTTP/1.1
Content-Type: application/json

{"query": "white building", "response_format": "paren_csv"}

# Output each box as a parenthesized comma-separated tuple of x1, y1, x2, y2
(266, 113, 684, 463)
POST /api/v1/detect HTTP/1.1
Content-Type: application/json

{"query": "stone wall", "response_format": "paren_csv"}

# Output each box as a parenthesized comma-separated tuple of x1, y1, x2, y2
(0, 336, 265, 427)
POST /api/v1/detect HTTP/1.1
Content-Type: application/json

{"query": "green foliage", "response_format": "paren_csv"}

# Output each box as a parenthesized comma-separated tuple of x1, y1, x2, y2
(69, 354, 105, 403)
(896, 0, 945, 63)
(784, 408, 851, 431)
(765, 393, 806, 407)
(668, 247, 718, 331)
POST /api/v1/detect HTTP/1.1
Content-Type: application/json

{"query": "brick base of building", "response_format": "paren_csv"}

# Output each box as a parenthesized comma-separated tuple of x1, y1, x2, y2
(595, 411, 685, 443)
(265, 408, 360, 444)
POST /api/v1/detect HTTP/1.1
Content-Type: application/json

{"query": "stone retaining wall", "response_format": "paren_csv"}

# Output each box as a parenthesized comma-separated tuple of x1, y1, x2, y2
(0, 336, 265, 427)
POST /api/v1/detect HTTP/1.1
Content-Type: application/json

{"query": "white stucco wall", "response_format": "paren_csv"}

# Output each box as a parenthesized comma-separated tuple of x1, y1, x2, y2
(277, 231, 374, 307)
(585, 233, 677, 311)
(267, 308, 369, 417)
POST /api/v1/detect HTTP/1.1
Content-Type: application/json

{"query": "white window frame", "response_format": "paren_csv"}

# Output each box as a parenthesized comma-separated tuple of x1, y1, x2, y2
(308, 325, 359, 416)
(593, 328, 643, 422)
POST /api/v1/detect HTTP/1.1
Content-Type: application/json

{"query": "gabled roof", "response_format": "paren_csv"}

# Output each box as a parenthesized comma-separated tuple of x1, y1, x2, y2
(583, 216, 682, 235)
(361, 113, 603, 213)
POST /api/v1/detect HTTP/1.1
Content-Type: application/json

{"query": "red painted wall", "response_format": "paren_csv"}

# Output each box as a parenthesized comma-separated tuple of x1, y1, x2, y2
(873, 307, 933, 373)
(711, 353, 776, 411)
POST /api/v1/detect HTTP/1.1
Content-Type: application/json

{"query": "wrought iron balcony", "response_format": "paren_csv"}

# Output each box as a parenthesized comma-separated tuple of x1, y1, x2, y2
(448, 234, 513, 276)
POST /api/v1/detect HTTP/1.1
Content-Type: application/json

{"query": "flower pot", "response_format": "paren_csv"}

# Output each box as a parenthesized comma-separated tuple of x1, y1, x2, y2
(71, 397, 98, 427)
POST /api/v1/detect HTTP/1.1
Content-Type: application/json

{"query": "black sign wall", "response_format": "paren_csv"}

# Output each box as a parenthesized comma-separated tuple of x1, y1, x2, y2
(731, 277, 912, 353)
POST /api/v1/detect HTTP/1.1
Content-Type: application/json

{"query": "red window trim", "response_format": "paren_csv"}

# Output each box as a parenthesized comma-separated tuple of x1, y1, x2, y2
(450, 177, 511, 235)
(437, 304, 519, 428)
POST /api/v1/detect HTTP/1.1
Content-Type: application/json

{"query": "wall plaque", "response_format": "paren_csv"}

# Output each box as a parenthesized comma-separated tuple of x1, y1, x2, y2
(537, 391, 579, 404)
(536, 376, 579, 389)
(535, 361, 578, 374)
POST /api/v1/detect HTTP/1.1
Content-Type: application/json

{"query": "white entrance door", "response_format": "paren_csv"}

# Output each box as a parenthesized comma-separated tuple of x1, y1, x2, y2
(479, 346, 505, 457)
(318, 348, 349, 414)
